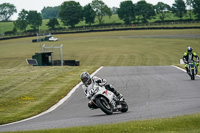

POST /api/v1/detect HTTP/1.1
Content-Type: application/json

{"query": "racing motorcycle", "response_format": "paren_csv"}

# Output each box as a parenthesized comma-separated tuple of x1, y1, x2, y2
(187, 60, 198, 80)
(87, 83, 128, 115)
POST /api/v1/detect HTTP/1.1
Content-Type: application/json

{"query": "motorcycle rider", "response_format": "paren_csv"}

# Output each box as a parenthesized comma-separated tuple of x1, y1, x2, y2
(182, 46, 199, 74)
(80, 72, 124, 110)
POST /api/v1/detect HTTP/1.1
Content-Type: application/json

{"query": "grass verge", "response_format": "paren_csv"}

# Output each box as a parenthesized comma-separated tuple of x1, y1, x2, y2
(0, 66, 98, 124)
(1, 113, 200, 133)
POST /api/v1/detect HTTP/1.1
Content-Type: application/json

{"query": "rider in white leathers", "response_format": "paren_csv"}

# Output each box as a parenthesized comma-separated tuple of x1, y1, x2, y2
(80, 72, 124, 110)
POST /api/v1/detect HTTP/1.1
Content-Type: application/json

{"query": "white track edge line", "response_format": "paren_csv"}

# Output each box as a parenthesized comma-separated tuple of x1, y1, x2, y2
(0, 66, 104, 127)
(171, 65, 200, 77)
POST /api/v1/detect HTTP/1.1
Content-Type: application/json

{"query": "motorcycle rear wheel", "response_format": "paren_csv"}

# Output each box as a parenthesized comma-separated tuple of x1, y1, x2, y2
(96, 97, 113, 115)
(120, 101, 128, 112)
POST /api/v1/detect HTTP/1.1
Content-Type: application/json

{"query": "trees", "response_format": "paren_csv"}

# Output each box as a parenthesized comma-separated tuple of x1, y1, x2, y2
(135, 1, 155, 23)
(186, 0, 193, 19)
(91, 0, 112, 24)
(59, 1, 83, 28)
(27, 11, 42, 30)
(172, 0, 187, 19)
(14, 9, 29, 31)
(111, 7, 118, 15)
(83, 4, 96, 26)
(117, 1, 135, 24)
(41, 6, 59, 19)
(46, 18, 59, 29)
(2, 0, 199, 34)
(0, 3, 17, 21)
(14, 10, 42, 31)
(192, 0, 200, 19)
(154, 2, 171, 21)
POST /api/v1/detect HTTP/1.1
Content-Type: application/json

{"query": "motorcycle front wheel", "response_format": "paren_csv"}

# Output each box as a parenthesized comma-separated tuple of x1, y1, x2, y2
(191, 69, 195, 80)
(96, 97, 113, 115)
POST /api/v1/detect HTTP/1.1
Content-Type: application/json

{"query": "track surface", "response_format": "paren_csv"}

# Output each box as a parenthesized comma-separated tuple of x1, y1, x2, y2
(1, 66, 200, 132)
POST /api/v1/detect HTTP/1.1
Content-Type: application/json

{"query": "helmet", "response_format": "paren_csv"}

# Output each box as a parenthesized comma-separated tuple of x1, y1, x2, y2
(187, 46, 192, 52)
(80, 72, 91, 85)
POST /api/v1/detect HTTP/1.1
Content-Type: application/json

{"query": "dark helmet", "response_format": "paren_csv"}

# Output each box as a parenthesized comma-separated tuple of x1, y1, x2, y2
(80, 72, 92, 85)
(187, 46, 192, 52)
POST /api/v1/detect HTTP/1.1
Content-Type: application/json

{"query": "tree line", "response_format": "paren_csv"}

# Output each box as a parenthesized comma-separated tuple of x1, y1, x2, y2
(0, 0, 200, 32)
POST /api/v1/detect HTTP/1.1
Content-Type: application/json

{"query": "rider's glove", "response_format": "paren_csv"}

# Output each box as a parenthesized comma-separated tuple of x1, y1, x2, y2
(86, 89, 96, 99)
(96, 80, 101, 84)
(87, 90, 94, 99)
(89, 89, 94, 95)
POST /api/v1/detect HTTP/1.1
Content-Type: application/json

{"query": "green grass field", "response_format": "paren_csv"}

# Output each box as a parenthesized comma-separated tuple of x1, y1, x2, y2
(0, 29, 200, 132)
(0, 13, 199, 33)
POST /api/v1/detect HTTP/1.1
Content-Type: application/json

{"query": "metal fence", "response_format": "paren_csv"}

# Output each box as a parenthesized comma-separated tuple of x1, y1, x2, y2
(1, 21, 200, 39)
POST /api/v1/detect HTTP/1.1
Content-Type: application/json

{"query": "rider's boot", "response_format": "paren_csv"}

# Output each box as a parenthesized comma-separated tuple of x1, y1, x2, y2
(115, 91, 124, 101)
(105, 84, 124, 101)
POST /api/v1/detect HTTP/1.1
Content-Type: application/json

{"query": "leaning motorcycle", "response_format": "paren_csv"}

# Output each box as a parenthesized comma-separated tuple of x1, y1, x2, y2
(87, 83, 128, 115)
(187, 60, 198, 80)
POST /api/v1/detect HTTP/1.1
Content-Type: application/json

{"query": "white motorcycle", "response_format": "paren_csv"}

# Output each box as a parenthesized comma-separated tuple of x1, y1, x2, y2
(87, 83, 128, 115)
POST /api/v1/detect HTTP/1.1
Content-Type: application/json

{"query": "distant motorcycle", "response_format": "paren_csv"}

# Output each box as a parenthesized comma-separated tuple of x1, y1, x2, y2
(87, 83, 128, 115)
(187, 60, 198, 80)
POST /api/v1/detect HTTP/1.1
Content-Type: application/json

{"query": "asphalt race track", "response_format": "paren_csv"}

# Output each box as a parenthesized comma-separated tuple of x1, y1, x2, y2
(1, 66, 200, 132)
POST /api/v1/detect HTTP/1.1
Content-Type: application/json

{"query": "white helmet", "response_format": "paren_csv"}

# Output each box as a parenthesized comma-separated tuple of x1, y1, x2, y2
(187, 46, 192, 53)
(80, 72, 91, 85)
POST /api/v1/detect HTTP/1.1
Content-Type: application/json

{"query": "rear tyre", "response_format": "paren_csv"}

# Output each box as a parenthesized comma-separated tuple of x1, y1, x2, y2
(96, 97, 113, 115)
(120, 101, 128, 113)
